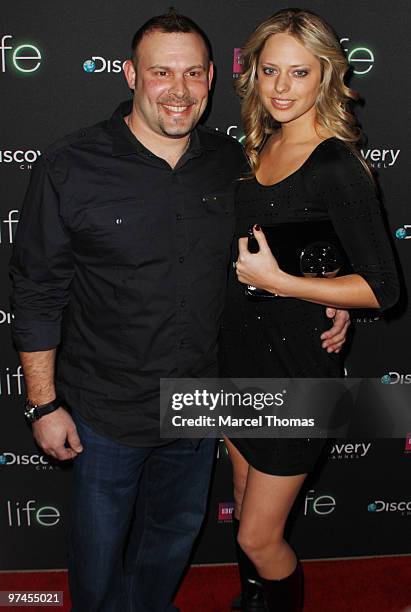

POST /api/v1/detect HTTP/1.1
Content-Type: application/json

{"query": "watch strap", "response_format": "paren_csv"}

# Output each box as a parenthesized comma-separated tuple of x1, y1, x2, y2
(24, 397, 62, 422)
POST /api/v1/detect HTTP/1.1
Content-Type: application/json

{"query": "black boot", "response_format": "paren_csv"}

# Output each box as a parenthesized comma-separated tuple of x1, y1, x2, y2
(231, 517, 266, 611)
(260, 560, 303, 612)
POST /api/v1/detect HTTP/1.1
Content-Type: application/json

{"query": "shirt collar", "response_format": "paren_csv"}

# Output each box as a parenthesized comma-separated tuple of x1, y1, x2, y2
(109, 99, 217, 158)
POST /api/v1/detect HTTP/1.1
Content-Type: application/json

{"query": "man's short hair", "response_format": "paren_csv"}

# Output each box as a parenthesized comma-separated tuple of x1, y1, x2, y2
(131, 7, 212, 66)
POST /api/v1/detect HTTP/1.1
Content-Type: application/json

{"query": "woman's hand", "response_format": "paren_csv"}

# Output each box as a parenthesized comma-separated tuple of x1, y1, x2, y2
(235, 225, 289, 296)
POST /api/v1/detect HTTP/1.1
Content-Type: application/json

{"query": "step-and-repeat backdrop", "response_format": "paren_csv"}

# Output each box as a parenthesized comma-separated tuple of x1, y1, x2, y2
(1, 1, 410, 569)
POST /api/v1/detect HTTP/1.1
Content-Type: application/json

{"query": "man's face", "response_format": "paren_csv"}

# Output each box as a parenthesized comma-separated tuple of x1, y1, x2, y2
(124, 30, 213, 139)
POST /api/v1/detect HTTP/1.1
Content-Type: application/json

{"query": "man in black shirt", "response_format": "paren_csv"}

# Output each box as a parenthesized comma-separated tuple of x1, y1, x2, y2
(10, 10, 348, 612)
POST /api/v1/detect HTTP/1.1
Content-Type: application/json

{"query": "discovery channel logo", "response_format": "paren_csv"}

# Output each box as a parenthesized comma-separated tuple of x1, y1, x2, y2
(368, 499, 411, 515)
(0, 149, 41, 170)
(0, 452, 55, 470)
(395, 226, 411, 240)
(0, 309, 14, 325)
(381, 372, 411, 384)
(330, 442, 371, 460)
(360, 147, 400, 169)
(83, 57, 126, 73)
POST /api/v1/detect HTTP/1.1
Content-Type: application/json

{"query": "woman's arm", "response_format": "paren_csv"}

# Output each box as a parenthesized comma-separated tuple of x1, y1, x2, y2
(281, 273, 380, 308)
(236, 228, 380, 309)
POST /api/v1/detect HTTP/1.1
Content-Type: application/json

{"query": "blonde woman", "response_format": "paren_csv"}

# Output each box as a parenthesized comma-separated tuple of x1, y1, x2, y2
(219, 9, 399, 611)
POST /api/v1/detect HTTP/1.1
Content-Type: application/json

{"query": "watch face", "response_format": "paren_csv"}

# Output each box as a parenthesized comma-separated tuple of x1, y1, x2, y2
(24, 405, 37, 422)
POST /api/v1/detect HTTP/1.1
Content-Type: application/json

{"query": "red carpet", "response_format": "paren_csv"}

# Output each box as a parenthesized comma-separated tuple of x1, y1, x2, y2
(0, 557, 410, 611)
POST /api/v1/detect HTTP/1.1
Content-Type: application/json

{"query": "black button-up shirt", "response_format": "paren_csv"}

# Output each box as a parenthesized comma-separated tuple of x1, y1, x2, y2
(10, 101, 245, 446)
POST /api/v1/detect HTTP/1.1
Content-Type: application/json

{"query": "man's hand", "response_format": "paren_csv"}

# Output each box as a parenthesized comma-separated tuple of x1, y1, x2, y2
(321, 308, 350, 353)
(32, 407, 83, 461)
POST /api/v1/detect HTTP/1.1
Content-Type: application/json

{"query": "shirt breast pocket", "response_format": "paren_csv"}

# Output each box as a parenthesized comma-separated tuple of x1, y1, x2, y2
(73, 199, 147, 264)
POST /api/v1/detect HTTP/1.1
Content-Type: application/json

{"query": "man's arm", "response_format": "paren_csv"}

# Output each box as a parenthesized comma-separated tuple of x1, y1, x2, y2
(20, 349, 83, 461)
(321, 308, 350, 353)
(10, 156, 81, 460)
(21, 349, 56, 404)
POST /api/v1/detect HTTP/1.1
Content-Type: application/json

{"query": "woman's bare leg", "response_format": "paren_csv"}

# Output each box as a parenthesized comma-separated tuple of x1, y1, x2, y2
(238, 466, 307, 579)
(224, 437, 266, 610)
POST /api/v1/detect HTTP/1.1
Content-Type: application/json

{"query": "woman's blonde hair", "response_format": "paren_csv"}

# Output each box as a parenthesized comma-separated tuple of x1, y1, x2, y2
(236, 8, 367, 174)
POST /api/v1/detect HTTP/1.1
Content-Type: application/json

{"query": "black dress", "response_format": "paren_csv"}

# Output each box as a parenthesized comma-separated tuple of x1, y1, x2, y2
(219, 138, 399, 475)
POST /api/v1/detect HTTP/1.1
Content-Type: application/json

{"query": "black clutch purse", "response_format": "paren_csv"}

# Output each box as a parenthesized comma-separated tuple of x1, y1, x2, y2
(245, 220, 353, 299)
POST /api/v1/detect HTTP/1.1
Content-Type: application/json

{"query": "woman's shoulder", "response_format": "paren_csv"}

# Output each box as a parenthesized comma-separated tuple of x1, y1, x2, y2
(309, 137, 371, 186)
(314, 136, 358, 163)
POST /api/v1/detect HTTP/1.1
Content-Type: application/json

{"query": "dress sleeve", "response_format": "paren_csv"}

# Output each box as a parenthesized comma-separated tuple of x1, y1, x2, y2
(311, 141, 400, 311)
(9, 156, 74, 351)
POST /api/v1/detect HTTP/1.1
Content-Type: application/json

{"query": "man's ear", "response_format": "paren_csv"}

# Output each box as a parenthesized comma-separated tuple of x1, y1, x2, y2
(123, 59, 136, 90)
(208, 61, 214, 90)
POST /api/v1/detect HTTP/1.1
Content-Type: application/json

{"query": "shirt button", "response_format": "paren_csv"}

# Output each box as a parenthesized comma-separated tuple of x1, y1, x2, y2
(176, 214, 182, 220)
(180, 300, 186, 307)
(116, 218, 122, 224)
(179, 256, 185, 263)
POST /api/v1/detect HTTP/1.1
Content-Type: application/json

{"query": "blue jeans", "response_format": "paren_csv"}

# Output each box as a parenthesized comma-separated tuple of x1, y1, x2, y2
(68, 412, 216, 612)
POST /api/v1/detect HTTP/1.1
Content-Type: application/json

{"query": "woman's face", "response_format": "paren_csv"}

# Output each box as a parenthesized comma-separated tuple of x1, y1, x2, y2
(257, 32, 322, 127)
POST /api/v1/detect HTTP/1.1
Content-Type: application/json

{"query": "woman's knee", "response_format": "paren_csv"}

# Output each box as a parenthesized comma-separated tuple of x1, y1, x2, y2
(237, 525, 284, 563)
